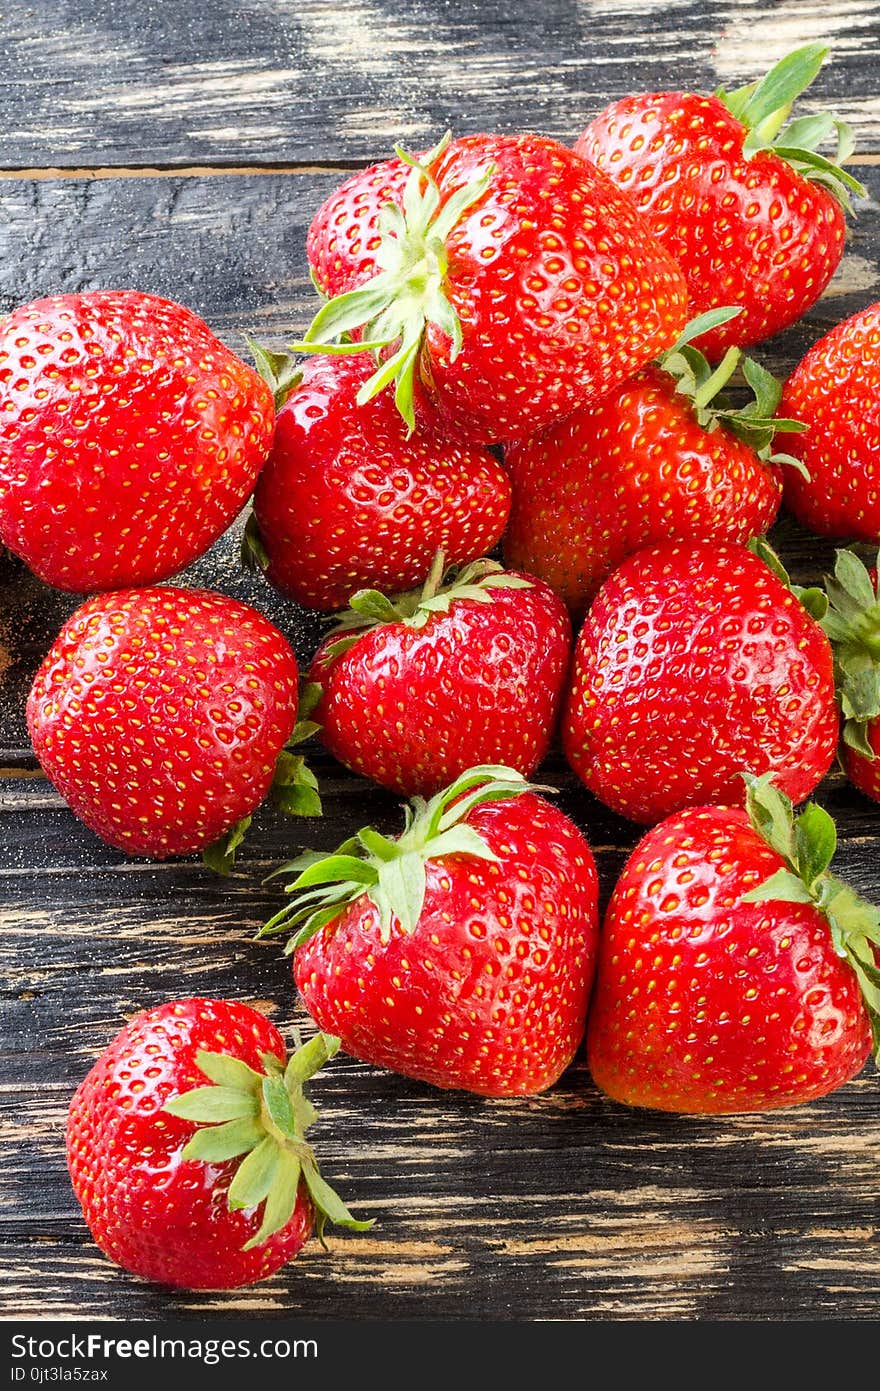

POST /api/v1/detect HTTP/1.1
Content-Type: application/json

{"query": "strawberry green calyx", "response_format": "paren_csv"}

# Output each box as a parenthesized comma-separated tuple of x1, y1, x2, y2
(659, 308, 807, 468)
(741, 772, 880, 1059)
(203, 683, 324, 874)
(324, 552, 533, 660)
(261, 764, 546, 950)
(819, 549, 880, 760)
(291, 132, 496, 431)
(246, 337, 303, 412)
(716, 44, 866, 210)
(163, 1030, 372, 1248)
(746, 536, 828, 621)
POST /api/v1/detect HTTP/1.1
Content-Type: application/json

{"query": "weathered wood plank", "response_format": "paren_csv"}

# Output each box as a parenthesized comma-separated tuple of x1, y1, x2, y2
(0, 0, 878, 168)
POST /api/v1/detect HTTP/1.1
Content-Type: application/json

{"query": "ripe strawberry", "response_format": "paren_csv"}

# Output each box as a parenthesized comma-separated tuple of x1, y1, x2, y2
(245, 351, 510, 611)
(67, 998, 369, 1289)
(504, 308, 804, 617)
(780, 303, 880, 540)
(0, 291, 274, 592)
(300, 132, 687, 442)
(817, 548, 880, 802)
(26, 586, 317, 863)
(308, 555, 571, 796)
(562, 541, 838, 824)
(307, 155, 412, 302)
(264, 767, 600, 1096)
(576, 45, 864, 357)
(587, 775, 877, 1114)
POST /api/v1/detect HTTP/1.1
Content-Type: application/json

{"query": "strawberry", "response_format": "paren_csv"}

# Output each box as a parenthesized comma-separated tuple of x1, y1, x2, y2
(780, 303, 880, 540)
(67, 998, 369, 1289)
(264, 767, 600, 1096)
(245, 350, 510, 611)
(587, 775, 877, 1114)
(299, 132, 688, 442)
(562, 540, 838, 824)
(576, 45, 864, 357)
(308, 555, 571, 796)
(307, 155, 412, 302)
(504, 308, 804, 617)
(26, 586, 318, 863)
(817, 548, 880, 802)
(0, 292, 274, 593)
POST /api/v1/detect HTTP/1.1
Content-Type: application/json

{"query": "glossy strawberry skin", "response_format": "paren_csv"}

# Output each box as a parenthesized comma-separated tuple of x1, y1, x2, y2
(310, 574, 571, 796)
(294, 794, 599, 1096)
(307, 134, 688, 444)
(308, 156, 412, 301)
(588, 806, 872, 1113)
(562, 542, 838, 824)
(253, 355, 510, 610)
(576, 94, 845, 357)
(843, 721, 880, 802)
(67, 999, 313, 1289)
(504, 364, 783, 617)
(0, 292, 274, 592)
(781, 303, 880, 540)
(27, 587, 299, 858)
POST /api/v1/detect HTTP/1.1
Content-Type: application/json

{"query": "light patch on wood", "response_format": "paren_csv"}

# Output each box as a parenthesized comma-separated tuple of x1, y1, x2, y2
(712, 1, 879, 82)
(822, 252, 880, 298)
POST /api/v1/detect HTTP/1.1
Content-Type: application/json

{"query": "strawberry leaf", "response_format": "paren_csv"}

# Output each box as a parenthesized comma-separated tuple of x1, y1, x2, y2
(181, 1116, 264, 1163)
(203, 815, 252, 876)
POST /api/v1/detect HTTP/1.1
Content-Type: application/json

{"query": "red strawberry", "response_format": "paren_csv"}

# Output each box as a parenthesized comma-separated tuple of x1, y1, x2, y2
(308, 556, 571, 796)
(307, 156, 412, 301)
(67, 998, 369, 1289)
(0, 292, 274, 592)
(576, 45, 863, 357)
(816, 548, 880, 801)
(780, 303, 880, 540)
(562, 541, 838, 824)
(265, 767, 600, 1096)
(26, 587, 315, 862)
(504, 309, 803, 617)
(587, 775, 877, 1114)
(246, 351, 510, 610)
(300, 132, 687, 443)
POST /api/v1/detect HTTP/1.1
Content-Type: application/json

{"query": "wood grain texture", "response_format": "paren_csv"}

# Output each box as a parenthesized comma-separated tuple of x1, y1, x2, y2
(0, 0, 878, 167)
(2, 0, 880, 1324)
(2, 766, 880, 1320)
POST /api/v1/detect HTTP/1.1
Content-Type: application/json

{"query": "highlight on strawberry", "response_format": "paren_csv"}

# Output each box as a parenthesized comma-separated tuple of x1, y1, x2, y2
(26, 587, 320, 867)
(66, 999, 370, 1290)
(243, 348, 511, 611)
(261, 766, 600, 1097)
(0, 291, 275, 593)
(577, 44, 866, 356)
(298, 130, 688, 442)
(562, 539, 838, 824)
(819, 548, 880, 802)
(504, 306, 807, 616)
(587, 774, 879, 1114)
(308, 552, 572, 796)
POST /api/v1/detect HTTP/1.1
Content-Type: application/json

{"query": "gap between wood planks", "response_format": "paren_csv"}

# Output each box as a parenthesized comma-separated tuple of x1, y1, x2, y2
(0, 155, 879, 182)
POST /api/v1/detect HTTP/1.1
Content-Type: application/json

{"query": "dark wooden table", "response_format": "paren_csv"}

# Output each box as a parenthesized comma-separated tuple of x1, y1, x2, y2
(2, 1, 880, 1322)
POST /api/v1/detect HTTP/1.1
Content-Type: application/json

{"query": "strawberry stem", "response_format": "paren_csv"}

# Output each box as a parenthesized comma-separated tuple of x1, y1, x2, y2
(291, 133, 495, 431)
(741, 773, 880, 1061)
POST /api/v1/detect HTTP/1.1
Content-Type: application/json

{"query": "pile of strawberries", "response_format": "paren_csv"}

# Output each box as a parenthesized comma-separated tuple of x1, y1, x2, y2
(4, 45, 880, 1292)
